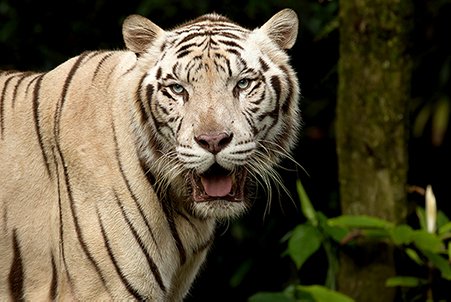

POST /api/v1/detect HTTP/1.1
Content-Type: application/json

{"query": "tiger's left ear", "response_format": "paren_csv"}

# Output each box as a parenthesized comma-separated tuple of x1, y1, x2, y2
(260, 9, 299, 50)
(122, 15, 165, 54)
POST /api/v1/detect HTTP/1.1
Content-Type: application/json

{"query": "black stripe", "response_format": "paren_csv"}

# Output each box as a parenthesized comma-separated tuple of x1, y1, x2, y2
(52, 51, 109, 288)
(53, 52, 90, 140)
(147, 85, 165, 134)
(225, 57, 232, 77)
(176, 42, 197, 55)
(259, 76, 282, 139)
(111, 122, 161, 250)
(156, 67, 162, 80)
(280, 66, 295, 113)
(97, 207, 147, 301)
(193, 232, 215, 255)
(50, 253, 58, 300)
(176, 117, 183, 135)
(243, 112, 258, 136)
(270, 75, 282, 103)
(161, 199, 187, 266)
(177, 50, 191, 59)
(161, 90, 176, 103)
(174, 208, 198, 231)
(227, 48, 241, 57)
(135, 77, 151, 125)
(32, 74, 51, 177)
(259, 58, 270, 72)
(248, 107, 260, 114)
(237, 57, 248, 70)
(218, 39, 244, 50)
(113, 191, 167, 293)
(219, 32, 241, 40)
(57, 142, 109, 287)
(92, 52, 115, 80)
(120, 62, 137, 78)
(9, 229, 24, 301)
(11, 72, 34, 109)
(1, 73, 18, 139)
(185, 55, 203, 81)
(25, 74, 42, 96)
(176, 32, 202, 47)
(249, 82, 263, 100)
(163, 73, 176, 82)
(50, 147, 74, 289)
(139, 159, 157, 186)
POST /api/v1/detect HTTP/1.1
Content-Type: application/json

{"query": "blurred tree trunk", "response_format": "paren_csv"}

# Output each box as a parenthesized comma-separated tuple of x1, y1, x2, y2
(336, 0, 413, 301)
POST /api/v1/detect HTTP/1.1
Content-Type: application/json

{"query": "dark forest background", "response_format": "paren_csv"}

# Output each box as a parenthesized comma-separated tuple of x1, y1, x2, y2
(1, 0, 450, 301)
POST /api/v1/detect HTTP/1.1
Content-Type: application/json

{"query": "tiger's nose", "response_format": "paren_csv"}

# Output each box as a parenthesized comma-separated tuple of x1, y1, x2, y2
(194, 132, 233, 154)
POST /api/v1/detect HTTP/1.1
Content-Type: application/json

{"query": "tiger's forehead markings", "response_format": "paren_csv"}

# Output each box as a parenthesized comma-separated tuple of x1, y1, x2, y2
(170, 15, 249, 47)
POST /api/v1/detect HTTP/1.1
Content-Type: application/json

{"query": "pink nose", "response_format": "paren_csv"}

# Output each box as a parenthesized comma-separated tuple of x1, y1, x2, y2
(194, 132, 233, 154)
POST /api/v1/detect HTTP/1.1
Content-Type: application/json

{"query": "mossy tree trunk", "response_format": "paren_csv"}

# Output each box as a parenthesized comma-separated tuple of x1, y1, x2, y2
(336, 0, 413, 301)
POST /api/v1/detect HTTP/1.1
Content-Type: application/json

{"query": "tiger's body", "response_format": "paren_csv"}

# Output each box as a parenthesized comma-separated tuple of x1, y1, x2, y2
(0, 9, 300, 301)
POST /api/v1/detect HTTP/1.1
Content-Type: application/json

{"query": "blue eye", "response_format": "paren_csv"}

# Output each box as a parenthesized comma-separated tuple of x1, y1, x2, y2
(170, 84, 185, 94)
(236, 78, 250, 90)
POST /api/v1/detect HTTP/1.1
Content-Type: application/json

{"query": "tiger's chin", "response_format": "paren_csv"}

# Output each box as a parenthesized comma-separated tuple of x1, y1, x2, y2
(188, 164, 250, 219)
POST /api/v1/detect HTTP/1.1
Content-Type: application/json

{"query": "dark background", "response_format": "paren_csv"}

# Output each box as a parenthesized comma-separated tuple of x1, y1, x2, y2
(1, 0, 450, 300)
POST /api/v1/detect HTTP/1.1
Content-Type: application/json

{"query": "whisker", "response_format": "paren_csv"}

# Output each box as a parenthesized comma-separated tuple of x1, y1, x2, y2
(256, 139, 309, 177)
(246, 148, 297, 218)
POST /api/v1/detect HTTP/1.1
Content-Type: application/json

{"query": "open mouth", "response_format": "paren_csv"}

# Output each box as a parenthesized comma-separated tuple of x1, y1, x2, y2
(191, 164, 247, 202)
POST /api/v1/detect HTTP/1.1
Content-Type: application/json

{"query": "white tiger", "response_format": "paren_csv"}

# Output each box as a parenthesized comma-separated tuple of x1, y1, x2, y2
(0, 9, 300, 301)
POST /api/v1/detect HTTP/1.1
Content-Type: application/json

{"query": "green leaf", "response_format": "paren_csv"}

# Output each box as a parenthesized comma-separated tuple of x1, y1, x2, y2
(412, 230, 444, 253)
(439, 222, 451, 236)
(361, 229, 390, 239)
(413, 103, 433, 138)
(390, 225, 414, 245)
(405, 248, 424, 265)
(416, 207, 427, 231)
(248, 292, 295, 302)
(437, 210, 450, 229)
(328, 215, 394, 229)
(431, 96, 450, 146)
(230, 259, 253, 288)
(317, 212, 348, 242)
(288, 224, 322, 269)
(297, 285, 355, 302)
(297, 180, 318, 226)
(386, 276, 426, 287)
(423, 250, 451, 280)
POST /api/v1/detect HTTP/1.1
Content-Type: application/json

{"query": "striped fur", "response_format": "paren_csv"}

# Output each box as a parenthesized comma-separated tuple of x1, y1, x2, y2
(0, 9, 300, 301)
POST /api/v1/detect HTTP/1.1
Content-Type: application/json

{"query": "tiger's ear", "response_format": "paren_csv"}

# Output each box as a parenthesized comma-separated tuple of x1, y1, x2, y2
(259, 9, 299, 50)
(122, 15, 165, 54)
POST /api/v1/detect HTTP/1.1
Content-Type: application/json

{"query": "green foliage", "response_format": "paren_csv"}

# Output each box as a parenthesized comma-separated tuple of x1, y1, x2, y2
(328, 215, 395, 229)
(329, 210, 451, 283)
(296, 285, 354, 302)
(250, 180, 451, 301)
(288, 224, 322, 269)
(385, 276, 427, 288)
(250, 180, 353, 301)
(249, 285, 354, 302)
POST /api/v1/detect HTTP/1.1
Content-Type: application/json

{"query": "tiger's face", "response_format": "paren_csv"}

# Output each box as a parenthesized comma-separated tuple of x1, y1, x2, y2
(124, 10, 300, 219)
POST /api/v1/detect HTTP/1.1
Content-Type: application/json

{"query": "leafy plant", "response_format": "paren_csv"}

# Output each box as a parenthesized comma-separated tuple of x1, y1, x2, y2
(248, 182, 451, 302)
(248, 180, 352, 302)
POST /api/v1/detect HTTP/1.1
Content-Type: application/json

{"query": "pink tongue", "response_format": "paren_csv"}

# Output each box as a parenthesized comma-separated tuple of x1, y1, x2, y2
(200, 175, 233, 197)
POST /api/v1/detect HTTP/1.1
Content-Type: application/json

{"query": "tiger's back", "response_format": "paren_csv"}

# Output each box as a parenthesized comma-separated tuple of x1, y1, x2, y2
(0, 9, 300, 301)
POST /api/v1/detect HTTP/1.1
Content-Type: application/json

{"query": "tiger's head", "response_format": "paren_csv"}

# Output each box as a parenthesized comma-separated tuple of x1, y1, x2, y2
(123, 9, 300, 219)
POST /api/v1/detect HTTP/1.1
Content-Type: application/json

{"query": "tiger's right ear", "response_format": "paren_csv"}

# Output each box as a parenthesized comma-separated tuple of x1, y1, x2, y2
(260, 9, 299, 50)
(122, 15, 165, 54)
